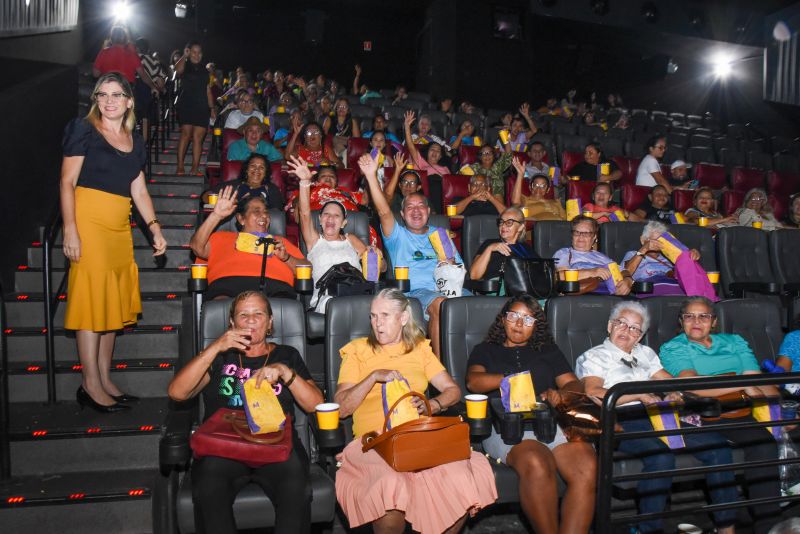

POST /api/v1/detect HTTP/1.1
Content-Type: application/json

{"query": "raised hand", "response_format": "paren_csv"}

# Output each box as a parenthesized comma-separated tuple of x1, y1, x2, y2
(394, 152, 408, 170)
(511, 156, 525, 176)
(287, 155, 316, 183)
(519, 102, 531, 118)
(291, 114, 303, 134)
(354, 64, 362, 76)
(214, 328, 253, 353)
(403, 110, 416, 129)
(357, 153, 379, 177)
(213, 185, 238, 218)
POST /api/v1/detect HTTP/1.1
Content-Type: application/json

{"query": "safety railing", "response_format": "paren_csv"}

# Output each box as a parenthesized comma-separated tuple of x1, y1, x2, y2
(596, 373, 800, 533)
(0, 280, 10, 479)
(42, 199, 68, 405)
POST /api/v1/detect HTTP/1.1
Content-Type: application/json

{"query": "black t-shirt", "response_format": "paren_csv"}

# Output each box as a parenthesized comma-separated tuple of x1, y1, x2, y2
(567, 160, 619, 182)
(201, 345, 312, 422)
(62, 118, 147, 197)
(467, 341, 573, 399)
(637, 200, 675, 223)
(453, 197, 500, 217)
(473, 239, 538, 280)
(214, 179, 285, 210)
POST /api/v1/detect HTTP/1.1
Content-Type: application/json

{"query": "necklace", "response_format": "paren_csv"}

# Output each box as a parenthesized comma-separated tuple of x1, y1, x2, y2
(237, 342, 274, 380)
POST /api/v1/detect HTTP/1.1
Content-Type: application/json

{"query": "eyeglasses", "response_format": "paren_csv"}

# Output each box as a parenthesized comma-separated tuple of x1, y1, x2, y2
(681, 313, 715, 323)
(336, 105, 348, 110)
(401, 179, 419, 187)
(654, 145, 667, 150)
(505, 311, 536, 327)
(532, 183, 549, 189)
(497, 218, 523, 227)
(749, 196, 766, 202)
(305, 130, 321, 136)
(95, 92, 128, 102)
(572, 230, 595, 238)
(610, 319, 643, 336)
(479, 151, 493, 157)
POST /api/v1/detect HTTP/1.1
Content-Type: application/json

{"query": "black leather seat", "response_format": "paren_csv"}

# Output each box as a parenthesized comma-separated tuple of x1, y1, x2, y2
(640, 296, 687, 353)
(716, 227, 779, 297)
(770, 229, 800, 325)
(599, 222, 645, 264)
(157, 298, 336, 533)
(716, 298, 785, 363)
(546, 295, 620, 369)
(461, 215, 500, 271)
(669, 225, 717, 272)
(532, 221, 572, 259)
(213, 208, 286, 236)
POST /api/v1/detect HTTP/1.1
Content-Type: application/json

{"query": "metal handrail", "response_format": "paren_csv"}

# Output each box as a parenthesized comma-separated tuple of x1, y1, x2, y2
(596, 372, 800, 533)
(0, 280, 10, 479)
(42, 199, 67, 405)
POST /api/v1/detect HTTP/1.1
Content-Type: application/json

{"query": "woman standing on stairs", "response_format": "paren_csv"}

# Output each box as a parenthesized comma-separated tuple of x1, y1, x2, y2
(61, 72, 168, 413)
(175, 40, 215, 176)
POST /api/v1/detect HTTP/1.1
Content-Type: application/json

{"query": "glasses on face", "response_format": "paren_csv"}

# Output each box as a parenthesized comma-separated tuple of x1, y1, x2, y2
(532, 183, 548, 189)
(610, 319, 643, 336)
(572, 230, 595, 238)
(681, 312, 715, 323)
(505, 311, 536, 327)
(654, 145, 667, 150)
(497, 218, 523, 227)
(336, 105, 348, 110)
(305, 130, 321, 136)
(401, 179, 419, 187)
(479, 151, 493, 158)
(95, 92, 128, 102)
(749, 196, 766, 202)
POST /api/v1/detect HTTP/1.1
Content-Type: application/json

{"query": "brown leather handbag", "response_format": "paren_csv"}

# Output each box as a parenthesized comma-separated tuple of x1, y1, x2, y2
(361, 391, 471, 472)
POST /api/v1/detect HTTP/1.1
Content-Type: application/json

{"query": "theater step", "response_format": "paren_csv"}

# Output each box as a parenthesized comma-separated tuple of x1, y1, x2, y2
(151, 151, 208, 164)
(142, 182, 205, 196)
(149, 167, 207, 182)
(151, 195, 201, 212)
(15, 268, 193, 293)
(49, 225, 196, 247)
(0, 469, 155, 534)
(5, 293, 183, 326)
(28, 245, 195, 269)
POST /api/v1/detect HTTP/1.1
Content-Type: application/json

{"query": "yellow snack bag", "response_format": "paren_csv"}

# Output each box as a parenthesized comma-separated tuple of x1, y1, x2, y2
(241, 377, 287, 434)
(566, 198, 582, 221)
(235, 232, 275, 256)
(428, 227, 457, 262)
(500, 371, 537, 412)
(603, 262, 624, 293)
(655, 232, 689, 264)
(382, 378, 420, 429)
(646, 402, 685, 449)
(361, 248, 383, 282)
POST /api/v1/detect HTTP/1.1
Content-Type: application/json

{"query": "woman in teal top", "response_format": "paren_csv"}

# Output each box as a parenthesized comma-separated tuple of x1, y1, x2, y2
(659, 296, 782, 534)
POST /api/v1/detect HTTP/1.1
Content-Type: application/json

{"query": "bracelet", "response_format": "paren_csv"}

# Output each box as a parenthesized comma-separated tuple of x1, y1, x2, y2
(284, 369, 296, 387)
(147, 218, 160, 227)
(430, 398, 441, 414)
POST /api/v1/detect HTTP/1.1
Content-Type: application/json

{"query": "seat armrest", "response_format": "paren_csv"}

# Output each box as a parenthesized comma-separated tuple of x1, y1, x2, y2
(728, 282, 780, 296)
(783, 282, 800, 294)
(159, 407, 195, 469)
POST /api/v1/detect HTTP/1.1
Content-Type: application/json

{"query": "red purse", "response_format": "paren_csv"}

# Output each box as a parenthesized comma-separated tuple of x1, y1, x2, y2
(190, 408, 293, 468)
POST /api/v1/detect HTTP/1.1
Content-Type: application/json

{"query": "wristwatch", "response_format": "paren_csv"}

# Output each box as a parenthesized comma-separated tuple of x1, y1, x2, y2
(635, 251, 646, 257)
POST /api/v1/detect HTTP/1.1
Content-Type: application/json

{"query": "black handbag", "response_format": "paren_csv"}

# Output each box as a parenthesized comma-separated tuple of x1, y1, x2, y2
(315, 262, 376, 298)
(501, 255, 558, 299)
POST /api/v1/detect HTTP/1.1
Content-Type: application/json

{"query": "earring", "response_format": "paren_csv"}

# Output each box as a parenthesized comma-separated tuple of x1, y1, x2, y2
(266, 329, 272, 337)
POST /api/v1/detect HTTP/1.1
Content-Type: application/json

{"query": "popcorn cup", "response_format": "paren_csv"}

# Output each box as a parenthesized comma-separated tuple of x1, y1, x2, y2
(564, 269, 579, 282)
(191, 264, 208, 279)
(296, 265, 312, 280)
(522, 207, 530, 218)
(465, 394, 488, 419)
(707, 271, 720, 284)
(600, 162, 610, 175)
(446, 205, 458, 216)
(753, 220, 763, 229)
(207, 193, 219, 206)
(394, 266, 409, 280)
(698, 217, 708, 227)
(315, 403, 340, 430)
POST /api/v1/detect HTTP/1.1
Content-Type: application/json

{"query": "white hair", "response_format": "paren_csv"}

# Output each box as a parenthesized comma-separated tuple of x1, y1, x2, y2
(609, 300, 650, 332)
(641, 221, 668, 240)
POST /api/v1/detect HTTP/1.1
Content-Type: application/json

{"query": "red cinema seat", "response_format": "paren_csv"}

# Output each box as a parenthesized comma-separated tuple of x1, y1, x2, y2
(693, 163, 727, 190)
(730, 167, 766, 192)
(336, 168, 359, 192)
(672, 189, 694, 214)
(721, 190, 745, 216)
(567, 180, 595, 206)
(770, 194, 788, 222)
(660, 164, 671, 177)
(626, 157, 641, 183)
(767, 170, 800, 197)
(221, 159, 243, 183)
(562, 151, 583, 176)
(441, 174, 471, 212)
(612, 156, 634, 185)
(346, 137, 370, 171)
(458, 145, 480, 167)
(513, 153, 531, 165)
(622, 185, 651, 212)
(269, 162, 285, 195)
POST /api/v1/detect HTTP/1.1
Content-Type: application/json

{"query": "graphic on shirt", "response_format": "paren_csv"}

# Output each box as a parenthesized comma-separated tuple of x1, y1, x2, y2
(219, 362, 282, 408)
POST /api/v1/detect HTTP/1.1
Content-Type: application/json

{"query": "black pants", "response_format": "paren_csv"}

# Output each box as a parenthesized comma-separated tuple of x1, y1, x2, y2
(703, 415, 783, 534)
(191, 443, 311, 534)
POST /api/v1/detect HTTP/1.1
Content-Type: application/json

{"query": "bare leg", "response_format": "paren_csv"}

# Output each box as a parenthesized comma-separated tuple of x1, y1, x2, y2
(76, 330, 117, 406)
(176, 123, 193, 174)
(372, 510, 406, 534)
(443, 513, 468, 533)
(552, 442, 597, 534)
(507, 440, 559, 534)
(189, 126, 207, 175)
(427, 297, 446, 358)
(97, 332, 123, 397)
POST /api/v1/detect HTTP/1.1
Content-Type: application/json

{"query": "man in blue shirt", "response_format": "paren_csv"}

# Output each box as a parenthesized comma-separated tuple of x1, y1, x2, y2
(358, 153, 466, 356)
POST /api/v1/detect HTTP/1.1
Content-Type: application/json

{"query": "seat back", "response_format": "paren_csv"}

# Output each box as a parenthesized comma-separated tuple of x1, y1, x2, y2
(221, 128, 242, 165)
(213, 208, 287, 236)
(323, 295, 424, 400)
(299, 210, 371, 255)
(622, 184, 651, 212)
(567, 180, 595, 206)
(718, 149, 746, 170)
(715, 299, 784, 362)
(336, 169, 359, 192)
(440, 297, 509, 392)
(747, 151, 773, 171)
(561, 151, 584, 174)
(672, 189, 694, 213)
(717, 227, 776, 296)
(694, 163, 726, 189)
(721, 190, 745, 216)
(669, 225, 717, 272)
(730, 167, 766, 192)
(773, 153, 800, 174)
(640, 297, 687, 353)
(769, 194, 789, 223)
(441, 174, 471, 211)
(686, 147, 715, 165)
(221, 159, 243, 183)
(546, 295, 620, 370)
(532, 221, 573, 258)
(663, 145, 685, 165)
(767, 170, 800, 197)
(768, 229, 800, 287)
(345, 137, 370, 171)
(599, 222, 646, 263)
(462, 215, 500, 270)
(458, 145, 480, 167)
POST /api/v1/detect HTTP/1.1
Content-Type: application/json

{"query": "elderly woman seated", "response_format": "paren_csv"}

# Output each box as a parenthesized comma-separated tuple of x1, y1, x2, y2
(470, 207, 536, 287)
(659, 296, 783, 532)
(511, 159, 565, 221)
(553, 216, 633, 295)
(467, 295, 596, 533)
(284, 119, 343, 168)
(226, 116, 283, 162)
(334, 289, 497, 534)
(622, 221, 708, 297)
(575, 301, 738, 534)
(734, 188, 783, 231)
(683, 187, 738, 229)
(190, 189, 308, 299)
(205, 153, 284, 208)
(168, 291, 323, 533)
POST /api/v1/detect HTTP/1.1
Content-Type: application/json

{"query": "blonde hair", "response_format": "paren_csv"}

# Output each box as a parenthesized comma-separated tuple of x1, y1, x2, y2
(85, 72, 136, 133)
(367, 289, 426, 354)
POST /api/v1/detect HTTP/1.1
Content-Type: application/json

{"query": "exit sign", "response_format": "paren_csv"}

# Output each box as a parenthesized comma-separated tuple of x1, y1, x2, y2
(363, 41, 372, 51)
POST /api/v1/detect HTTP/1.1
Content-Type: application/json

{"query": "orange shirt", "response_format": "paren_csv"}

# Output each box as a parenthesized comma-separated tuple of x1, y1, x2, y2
(200, 232, 304, 286)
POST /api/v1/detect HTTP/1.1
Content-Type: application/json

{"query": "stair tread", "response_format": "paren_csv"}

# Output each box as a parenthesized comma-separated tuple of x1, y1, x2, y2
(5, 324, 179, 334)
(0, 467, 155, 502)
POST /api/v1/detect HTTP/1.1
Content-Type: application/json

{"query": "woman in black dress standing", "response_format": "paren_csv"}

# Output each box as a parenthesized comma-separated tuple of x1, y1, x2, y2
(175, 41, 216, 176)
(61, 72, 167, 412)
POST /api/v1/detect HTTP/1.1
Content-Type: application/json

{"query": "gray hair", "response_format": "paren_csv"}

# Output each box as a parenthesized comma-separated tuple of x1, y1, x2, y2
(400, 191, 430, 211)
(469, 174, 488, 186)
(609, 300, 650, 332)
(679, 296, 716, 317)
(641, 221, 668, 240)
(367, 288, 426, 353)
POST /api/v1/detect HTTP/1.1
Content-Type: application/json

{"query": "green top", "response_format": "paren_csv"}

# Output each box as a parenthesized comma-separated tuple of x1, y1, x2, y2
(659, 333, 761, 377)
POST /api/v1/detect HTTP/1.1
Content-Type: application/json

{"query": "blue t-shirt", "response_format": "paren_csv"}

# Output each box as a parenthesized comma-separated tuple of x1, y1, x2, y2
(382, 224, 463, 292)
(553, 247, 614, 270)
(622, 251, 675, 282)
(659, 333, 761, 377)
(778, 330, 800, 371)
(227, 139, 283, 162)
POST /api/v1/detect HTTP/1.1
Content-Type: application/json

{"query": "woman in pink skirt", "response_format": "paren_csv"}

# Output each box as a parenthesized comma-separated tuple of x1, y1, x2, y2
(334, 289, 497, 534)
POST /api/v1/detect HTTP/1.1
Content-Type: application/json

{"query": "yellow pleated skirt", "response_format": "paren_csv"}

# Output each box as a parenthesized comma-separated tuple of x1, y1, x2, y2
(64, 186, 142, 332)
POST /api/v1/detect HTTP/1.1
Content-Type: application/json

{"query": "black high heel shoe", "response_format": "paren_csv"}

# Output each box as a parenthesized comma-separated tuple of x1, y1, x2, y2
(76, 386, 131, 413)
(111, 393, 140, 403)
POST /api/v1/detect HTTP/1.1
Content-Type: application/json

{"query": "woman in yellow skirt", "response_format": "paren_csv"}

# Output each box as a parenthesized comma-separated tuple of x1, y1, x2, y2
(60, 72, 167, 412)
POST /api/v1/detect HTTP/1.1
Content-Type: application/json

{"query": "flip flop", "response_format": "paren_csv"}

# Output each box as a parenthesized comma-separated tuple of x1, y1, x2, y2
(175, 169, 185, 176)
